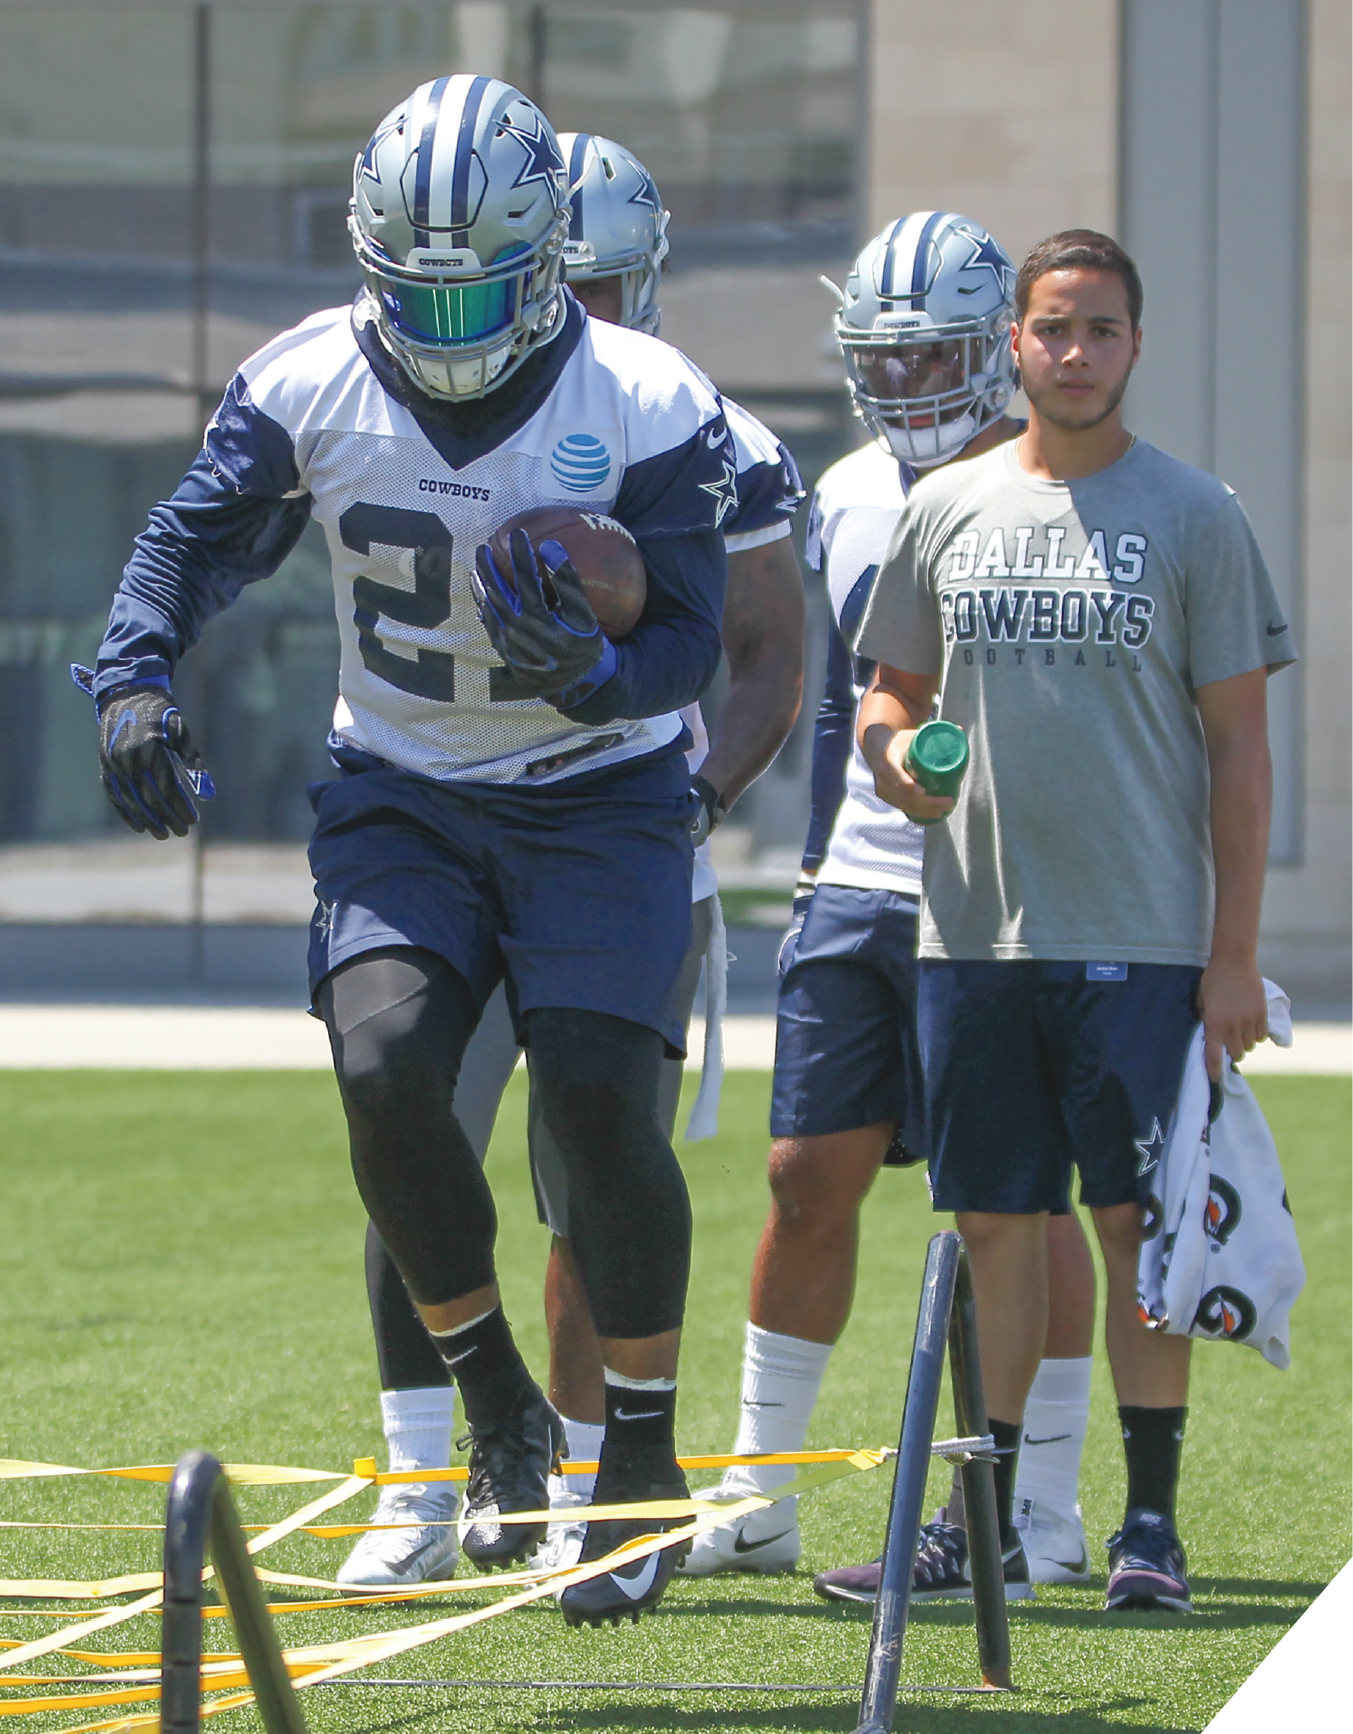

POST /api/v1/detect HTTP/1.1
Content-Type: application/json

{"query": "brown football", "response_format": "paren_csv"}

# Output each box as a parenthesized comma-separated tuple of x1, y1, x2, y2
(487, 506, 647, 639)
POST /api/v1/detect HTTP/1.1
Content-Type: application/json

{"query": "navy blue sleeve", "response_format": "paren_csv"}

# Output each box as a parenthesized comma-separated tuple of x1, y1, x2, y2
(802, 619, 857, 873)
(612, 417, 739, 539)
(725, 440, 804, 540)
(557, 526, 726, 726)
(94, 378, 312, 700)
(801, 562, 879, 874)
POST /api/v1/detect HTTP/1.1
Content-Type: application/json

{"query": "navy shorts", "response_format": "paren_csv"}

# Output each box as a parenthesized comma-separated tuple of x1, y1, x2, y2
(306, 743, 696, 1053)
(770, 883, 926, 1151)
(918, 959, 1202, 1214)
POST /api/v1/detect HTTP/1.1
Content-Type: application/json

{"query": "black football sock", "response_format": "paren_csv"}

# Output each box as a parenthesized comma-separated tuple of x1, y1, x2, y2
(1119, 1405, 1187, 1521)
(595, 1375, 679, 1493)
(988, 1417, 1022, 1549)
(429, 1306, 532, 1433)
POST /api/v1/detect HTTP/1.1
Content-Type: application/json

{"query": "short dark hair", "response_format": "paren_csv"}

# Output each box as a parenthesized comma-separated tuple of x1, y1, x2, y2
(1015, 230, 1143, 329)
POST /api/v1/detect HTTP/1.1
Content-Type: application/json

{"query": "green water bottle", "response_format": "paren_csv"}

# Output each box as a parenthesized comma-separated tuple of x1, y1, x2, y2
(904, 719, 969, 825)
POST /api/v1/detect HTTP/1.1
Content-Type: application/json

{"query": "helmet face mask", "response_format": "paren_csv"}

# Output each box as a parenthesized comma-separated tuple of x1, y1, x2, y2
(834, 213, 1017, 467)
(350, 76, 571, 400)
(556, 133, 669, 335)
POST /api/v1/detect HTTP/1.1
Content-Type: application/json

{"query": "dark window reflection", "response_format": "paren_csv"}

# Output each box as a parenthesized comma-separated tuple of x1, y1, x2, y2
(0, 0, 862, 846)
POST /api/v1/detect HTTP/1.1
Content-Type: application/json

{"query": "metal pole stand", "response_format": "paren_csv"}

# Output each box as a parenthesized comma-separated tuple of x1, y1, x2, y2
(161, 1449, 307, 1734)
(852, 1230, 1013, 1734)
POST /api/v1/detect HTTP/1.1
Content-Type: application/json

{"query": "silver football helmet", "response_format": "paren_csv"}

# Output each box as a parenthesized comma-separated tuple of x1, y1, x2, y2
(832, 212, 1017, 467)
(557, 132, 669, 335)
(349, 75, 570, 400)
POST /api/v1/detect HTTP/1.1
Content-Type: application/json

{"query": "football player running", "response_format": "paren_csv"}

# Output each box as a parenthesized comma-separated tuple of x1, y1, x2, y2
(679, 213, 1099, 1603)
(339, 131, 806, 1590)
(85, 78, 741, 1629)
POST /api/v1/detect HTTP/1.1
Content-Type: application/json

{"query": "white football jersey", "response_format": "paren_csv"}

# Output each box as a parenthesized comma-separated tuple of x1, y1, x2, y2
(215, 302, 733, 785)
(806, 440, 924, 898)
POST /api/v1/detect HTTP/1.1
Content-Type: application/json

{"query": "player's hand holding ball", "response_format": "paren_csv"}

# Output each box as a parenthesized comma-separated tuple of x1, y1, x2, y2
(472, 528, 615, 705)
(96, 684, 216, 839)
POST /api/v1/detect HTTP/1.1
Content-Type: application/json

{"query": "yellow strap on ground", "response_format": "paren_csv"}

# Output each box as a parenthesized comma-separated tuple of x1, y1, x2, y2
(0, 1474, 369, 1671)
(0, 1460, 344, 1488)
(0, 1453, 884, 1717)
(359, 1446, 872, 1485)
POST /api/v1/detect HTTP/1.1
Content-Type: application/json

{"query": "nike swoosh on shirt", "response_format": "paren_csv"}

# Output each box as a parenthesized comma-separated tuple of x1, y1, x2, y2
(1267, 622, 1289, 636)
(611, 1554, 662, 1600)
(1022, 1433, 1072, 1446)
(733, 1528, 793, 1554)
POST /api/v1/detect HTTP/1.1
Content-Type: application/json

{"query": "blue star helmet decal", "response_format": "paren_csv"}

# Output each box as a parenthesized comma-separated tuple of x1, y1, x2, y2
(500, 112, 564, 192)
(628, 164, 663, 217)
(699, 458, 739, 529)
(1134, 1119, 1167, 1178)
(957, 226, 1016, 299)
(359, 113, 405, 187)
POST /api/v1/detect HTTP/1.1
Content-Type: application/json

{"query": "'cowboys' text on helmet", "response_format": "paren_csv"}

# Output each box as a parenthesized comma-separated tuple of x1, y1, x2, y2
(557, 133, 669, 335)
(833, 212, 1017, 467)
(349, 75, 570, 400)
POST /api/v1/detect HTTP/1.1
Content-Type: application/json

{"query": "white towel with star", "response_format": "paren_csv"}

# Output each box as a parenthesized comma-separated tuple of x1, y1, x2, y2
(1136, 980, 1305, 1370)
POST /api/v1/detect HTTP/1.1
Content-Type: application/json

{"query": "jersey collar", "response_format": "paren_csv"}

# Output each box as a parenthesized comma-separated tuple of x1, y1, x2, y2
(351, 291, 585, 473)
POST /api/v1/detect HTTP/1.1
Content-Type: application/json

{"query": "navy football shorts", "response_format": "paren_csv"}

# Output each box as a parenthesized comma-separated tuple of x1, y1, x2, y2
(306, 742, 696, 1054)
(918, 959, 1202, 1215)
(770, 883, 926, 1151)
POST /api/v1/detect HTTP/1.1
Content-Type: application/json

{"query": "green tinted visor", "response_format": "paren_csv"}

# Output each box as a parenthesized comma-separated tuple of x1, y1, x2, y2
(377, 272, 524, 346)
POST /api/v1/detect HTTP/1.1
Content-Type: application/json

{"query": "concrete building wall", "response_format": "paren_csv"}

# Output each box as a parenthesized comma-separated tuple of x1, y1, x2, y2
(868, 0, 1350, 1011)
(1259, 0, 1352, 1007)
(866, 0, 1118, 262)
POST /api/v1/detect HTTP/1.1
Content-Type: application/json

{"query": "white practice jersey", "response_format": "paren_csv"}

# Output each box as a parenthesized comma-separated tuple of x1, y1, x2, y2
(806, 440, 924, 898)
(208, 300, 735, 785)
(682, 395, 804, 901)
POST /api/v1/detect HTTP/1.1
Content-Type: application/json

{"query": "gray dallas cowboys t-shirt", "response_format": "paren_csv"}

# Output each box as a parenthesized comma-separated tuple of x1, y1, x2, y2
(856, 437, 1296, 965)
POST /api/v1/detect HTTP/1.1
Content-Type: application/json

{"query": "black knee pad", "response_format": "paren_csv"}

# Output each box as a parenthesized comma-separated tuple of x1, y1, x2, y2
(527, 1008, 691, 1339)
(318, 948, 498, 1306)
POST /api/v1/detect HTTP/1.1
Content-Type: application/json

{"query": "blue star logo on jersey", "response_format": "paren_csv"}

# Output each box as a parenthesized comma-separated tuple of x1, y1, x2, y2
(551, 433, 611, 493)
(1134, 1119, 1167, 1178)
(500, 113, 564, 192)
(628, 164, 663, 217)
(699, 459, 739, 529)
(957, 228, 1014, 298)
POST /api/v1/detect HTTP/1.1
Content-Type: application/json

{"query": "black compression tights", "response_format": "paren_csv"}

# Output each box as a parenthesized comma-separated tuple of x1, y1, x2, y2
(320, 949, 692, 1342)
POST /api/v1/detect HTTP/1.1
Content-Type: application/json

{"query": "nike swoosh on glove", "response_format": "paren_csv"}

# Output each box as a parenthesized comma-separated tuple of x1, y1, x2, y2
(472, 531, 617, 709)
(93, 681, 216, 840)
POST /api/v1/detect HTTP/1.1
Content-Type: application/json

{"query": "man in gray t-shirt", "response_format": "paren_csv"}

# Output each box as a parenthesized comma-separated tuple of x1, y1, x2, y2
(855, 230, 1294, 1617)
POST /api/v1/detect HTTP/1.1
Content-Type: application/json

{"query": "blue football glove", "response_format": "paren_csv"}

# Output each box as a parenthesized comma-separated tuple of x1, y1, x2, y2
(73, 667, 215, 840)
(471, 530, 617, 707)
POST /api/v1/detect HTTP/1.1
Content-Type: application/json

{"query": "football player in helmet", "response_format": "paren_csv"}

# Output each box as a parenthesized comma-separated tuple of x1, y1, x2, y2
(679, 213, 1099, 1602)
(87, 77, 741, 1629)
(341, 131, 808, 1591)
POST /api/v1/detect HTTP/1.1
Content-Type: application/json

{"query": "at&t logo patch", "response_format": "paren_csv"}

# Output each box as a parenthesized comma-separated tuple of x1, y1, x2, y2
(550, 432, 611, 493)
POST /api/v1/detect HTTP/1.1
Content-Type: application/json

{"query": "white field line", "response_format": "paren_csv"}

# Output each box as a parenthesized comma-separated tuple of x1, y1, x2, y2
(0, 1008, 1344, 1074)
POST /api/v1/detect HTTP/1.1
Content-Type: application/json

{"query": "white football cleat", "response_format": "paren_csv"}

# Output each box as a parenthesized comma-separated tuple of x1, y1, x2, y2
(674, 1475, 800, 1577)
(1013, 1497, 1092, 1585)
(336, 1482, 459, 1587)
(531, 1475, 589, 1574)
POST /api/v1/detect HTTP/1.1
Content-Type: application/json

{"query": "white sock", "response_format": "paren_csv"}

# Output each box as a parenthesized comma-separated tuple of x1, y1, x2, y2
(1013, 1356, 1092, 1519)
(558, 1417, 606, 1501)
(380, 1386, 455, 1475)
(730, 1323, 833, 1493)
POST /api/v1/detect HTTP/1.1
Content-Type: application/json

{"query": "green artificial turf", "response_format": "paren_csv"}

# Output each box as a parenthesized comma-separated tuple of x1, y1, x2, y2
(0, 1070, 1347, 1734)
